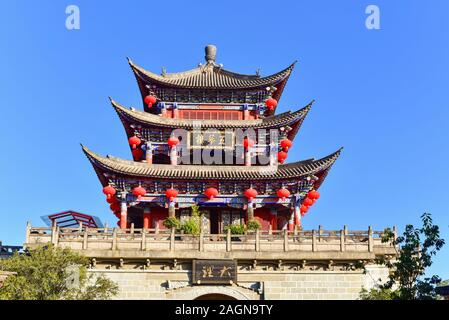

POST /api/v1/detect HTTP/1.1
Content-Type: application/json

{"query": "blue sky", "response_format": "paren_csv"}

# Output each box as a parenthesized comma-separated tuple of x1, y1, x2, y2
(1, 1, 448, 279)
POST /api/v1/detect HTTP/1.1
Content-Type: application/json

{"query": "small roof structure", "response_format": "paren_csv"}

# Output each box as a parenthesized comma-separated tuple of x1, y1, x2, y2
(41, 210, 103, 228)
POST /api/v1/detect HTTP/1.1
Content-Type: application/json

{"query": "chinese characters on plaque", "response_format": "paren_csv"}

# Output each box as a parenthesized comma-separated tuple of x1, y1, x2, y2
(192, 259, 237, 285)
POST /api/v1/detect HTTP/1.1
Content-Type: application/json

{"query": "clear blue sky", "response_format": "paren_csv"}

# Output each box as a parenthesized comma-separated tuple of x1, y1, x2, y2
(1, 1, 448, 279)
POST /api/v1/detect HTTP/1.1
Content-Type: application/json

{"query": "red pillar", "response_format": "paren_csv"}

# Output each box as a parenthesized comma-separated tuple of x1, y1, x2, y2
(143, 207, 151, 229)
(120, 201, 128, 229)
(288, 208, 294, 231)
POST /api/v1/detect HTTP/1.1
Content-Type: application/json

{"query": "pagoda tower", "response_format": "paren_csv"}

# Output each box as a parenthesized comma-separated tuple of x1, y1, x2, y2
(82, 45, 341, 232)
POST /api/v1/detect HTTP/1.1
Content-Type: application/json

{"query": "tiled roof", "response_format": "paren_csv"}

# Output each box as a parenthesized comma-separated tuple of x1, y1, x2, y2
(128, 58, 296, 90)
(110, 98, 313, 130)
(82, 145, 342, 181)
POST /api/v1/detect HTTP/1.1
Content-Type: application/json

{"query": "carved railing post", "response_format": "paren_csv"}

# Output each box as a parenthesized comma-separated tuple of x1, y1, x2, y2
(368, 226, 373, 252)
(83, 227, 89, 250)
(226, 228, 231, 252)
(318, 225, 323, 242)
(170, 227, 175, 252)
(112, 228, 117, 250)
(199, 228, 204, 252)
(141, 229, 146, 251)
(255, 228, 260, 252)
(130, 223, 135, 235)
(312, 229, 317, 252)
(340, 229, 345, 252)
(283, 229, 289, 252)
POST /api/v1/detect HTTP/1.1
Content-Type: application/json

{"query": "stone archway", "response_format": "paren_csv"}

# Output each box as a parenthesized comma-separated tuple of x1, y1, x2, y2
(167, 285, 256, 300)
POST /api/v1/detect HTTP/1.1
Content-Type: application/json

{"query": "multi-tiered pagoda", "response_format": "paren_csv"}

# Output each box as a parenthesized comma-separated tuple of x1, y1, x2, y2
(82, 45, 341, 233)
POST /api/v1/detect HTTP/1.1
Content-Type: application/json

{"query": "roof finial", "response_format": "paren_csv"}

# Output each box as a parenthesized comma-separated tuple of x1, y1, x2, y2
(205, 44, 217, 63)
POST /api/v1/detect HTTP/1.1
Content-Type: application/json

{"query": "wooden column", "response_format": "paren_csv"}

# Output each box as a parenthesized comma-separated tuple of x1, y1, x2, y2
(168, 200, 176, 218)
(120, 200, 128, 229)
(170, 146, 177, 165)
(288, 207, 295, 231)
(145, 142, 152, 165)
(143, 207, 151, 229)
(243, 103, 249, 120)
(247, 201, 254, 221)
(172, 103, 179, 118)
(245, 148, 251, 167)
(294, 201, 301, 229)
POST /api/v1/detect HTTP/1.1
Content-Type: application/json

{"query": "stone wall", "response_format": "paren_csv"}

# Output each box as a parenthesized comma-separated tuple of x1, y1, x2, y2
(88, 264, 389, 300)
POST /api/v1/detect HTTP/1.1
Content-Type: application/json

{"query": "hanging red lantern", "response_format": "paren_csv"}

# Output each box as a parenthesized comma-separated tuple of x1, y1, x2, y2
(144, 95, 157, 107)
(244, 188, 258, 201)
(102, 185, 116, 199)
(110, 202, 120, 212)
(280, 139, 292, 151)
(277, 151, 288, 164)
(204, 187, 219, 200)
(128, 136, 141, 149)
(243, 138, 255, 150)
(307, 190, 320, 200)
(106, 196, 117, 204)
(277, 188, 290, 200)
(132, 186, 147, 199)
(168, 137, 180, 148)
(165, 188, 178, 202)
(114, 212, 121, 218)
(132, 148, 144, 160)
(300, 205, 309, 214)
(303, 197, 313, 206)
(265, 97, 278, 110)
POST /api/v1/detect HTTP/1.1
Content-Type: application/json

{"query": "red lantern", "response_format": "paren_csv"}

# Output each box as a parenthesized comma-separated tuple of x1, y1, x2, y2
(278, 151, 288, 164)
(204, 187, 219, 200)
(300, 205, 309, 214)
(165, 188, 178, 202)
(106, 196, 117, 204)
(244, 188, 258, 201)
(280, 139, 292, 151)
(102, 185, 116, 199)
(110, 202, 120, 212)
(114, 212, 121, 218)
(265, 97, 278, 110)
(144, 95, 157, 107)
(307, 190, 320, 200)
(303, 197, 313, 206)
(168, 137, 179, 148)
(128, 136, 141, 149)
(132, 148, 144, 160)
(277, 188, 290, 199)
(243, 138, 255, 150)
(132, 186, 146, 199)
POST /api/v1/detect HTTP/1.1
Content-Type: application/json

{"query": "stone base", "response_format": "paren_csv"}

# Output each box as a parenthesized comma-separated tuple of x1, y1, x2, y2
(88, 264, 389, 300)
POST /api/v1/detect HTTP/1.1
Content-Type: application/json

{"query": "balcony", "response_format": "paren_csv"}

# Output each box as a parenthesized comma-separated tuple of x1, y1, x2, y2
(24, 224, 398, 261)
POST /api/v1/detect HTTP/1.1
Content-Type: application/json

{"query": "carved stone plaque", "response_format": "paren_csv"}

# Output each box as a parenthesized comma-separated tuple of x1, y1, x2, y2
(192, 259, 237, 285)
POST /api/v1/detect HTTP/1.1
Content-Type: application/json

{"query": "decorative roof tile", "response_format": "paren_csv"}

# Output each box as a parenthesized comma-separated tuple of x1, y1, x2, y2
(82, 145, 342, 181)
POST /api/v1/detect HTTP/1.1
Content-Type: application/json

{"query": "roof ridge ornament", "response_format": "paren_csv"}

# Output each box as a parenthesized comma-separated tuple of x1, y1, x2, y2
(205, 44, 217, 63)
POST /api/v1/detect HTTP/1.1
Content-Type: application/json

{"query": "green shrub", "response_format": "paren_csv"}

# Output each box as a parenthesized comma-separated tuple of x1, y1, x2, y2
(163, 217, 180, 229)
(180, 219, 201, 235)
(225, 224, 246, 235)
(247, 219, 261, 231)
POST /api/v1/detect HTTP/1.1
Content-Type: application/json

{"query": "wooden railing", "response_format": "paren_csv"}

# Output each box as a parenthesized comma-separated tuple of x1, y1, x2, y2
(25, 223, 397, 254)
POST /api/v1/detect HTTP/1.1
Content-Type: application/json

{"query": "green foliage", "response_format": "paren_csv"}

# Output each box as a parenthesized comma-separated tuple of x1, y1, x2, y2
(247, 219, 261, 231)
(225, 224, 246, 235)
(359, 287, 395, 300)
(360, 213, 445, 300)
(0, 244, 118, 300)
(163, 217, 180, 229)
(178, 204, 204, 235)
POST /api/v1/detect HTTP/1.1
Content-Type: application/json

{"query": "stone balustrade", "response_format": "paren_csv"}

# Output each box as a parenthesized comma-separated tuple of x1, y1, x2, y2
(24, 223, 398, 260)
